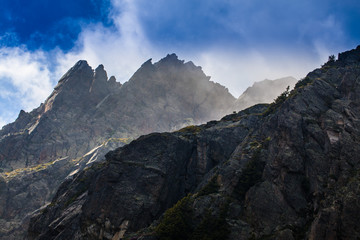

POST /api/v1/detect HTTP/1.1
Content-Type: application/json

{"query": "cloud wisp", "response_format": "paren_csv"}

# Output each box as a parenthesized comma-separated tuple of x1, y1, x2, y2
(0, 46, 53, 124)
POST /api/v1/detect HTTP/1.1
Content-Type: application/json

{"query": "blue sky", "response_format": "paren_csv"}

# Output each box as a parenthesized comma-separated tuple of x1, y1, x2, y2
(0, 0, 359, 127)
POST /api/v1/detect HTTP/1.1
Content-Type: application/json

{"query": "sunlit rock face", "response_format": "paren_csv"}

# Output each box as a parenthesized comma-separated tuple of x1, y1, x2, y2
(0, 54, 236, 239)
(27, 46, 360, 240)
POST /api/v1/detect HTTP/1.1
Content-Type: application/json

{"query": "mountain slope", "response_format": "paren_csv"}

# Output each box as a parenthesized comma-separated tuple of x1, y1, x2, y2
(27, 46, 360, 240)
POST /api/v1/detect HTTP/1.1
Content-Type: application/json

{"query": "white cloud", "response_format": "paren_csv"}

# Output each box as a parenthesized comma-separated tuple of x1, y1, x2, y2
(54, 0, 159, 83)
(0, 46, 53, 111)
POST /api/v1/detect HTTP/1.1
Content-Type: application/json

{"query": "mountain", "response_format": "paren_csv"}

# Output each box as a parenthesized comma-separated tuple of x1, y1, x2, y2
(0, 54, 234, 172)
(233, 77, 297, 111)
(27, 46, 360, 240)
(0, 54, 236, 239)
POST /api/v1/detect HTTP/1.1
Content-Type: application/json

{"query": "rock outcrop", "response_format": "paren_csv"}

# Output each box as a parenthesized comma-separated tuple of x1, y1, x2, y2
(27, 46, 360, 240)
(0, 54, 236, 239)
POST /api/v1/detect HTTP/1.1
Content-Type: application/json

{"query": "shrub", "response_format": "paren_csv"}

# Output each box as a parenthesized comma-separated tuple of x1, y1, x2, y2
(294, 77, 313, 89)
(155, 195, 194, 240)
(155, 194, 230, 240)
(197, 176, 219, 197)
(262, 86, 290, 116)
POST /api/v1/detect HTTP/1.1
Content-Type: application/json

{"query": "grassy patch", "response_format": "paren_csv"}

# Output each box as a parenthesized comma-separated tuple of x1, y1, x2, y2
(1, 159, 62, 180)
(106, 137, 132, 144)
(176, 125, 202, 134)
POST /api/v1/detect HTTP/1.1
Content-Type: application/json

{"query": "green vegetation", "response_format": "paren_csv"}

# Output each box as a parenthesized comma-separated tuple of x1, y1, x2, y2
(263, 86, 290, 116)
(105, 137, 132, 144)
(177, 125, 202, 134)
(322, 54, 336, 67)
(320, 54, 337, 69)
(261, 75, 318, 116)
(155, 195, 194, 240)
(249, 140, 261, 148)
(197, 176, 219, 197)
(1, 159, 64, 180)
(328, 54, 336, 63)
(263, 137, 271, 147)
(155, 194, 230, 240)
(294, 77, 313, 89)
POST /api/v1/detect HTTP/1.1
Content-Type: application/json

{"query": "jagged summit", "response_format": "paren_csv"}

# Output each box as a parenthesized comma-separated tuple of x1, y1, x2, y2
(158, 53, 181, 63)
(70, 59, 90, 70)
(57, 60, 91, 82)
(141, 58, 153, 67)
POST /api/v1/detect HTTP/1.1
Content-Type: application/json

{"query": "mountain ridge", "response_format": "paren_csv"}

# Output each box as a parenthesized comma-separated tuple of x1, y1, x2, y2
(0, 53, 302, 239)
(26, 45, 360, 240)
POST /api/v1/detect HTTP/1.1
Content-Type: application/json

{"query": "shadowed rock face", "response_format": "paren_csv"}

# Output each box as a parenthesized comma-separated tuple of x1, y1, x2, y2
(27, 104, 268, 240)
(0, 54, 237, 239)
(27, 46, 360, 240)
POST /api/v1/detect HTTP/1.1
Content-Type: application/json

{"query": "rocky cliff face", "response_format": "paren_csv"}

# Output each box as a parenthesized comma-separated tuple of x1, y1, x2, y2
(27, 46, 360, 240)
(0, 54, 236, 239)
(233, 76, 297, 111)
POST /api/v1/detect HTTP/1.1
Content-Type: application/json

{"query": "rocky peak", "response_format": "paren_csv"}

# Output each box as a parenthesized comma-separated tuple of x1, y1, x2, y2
(121, 54, 235, 124)
(141, 58, 153, 67)
(46, 61, 122, 112)
(56, 60, 93, 87)
(108, 76, 121, 89)
(157, 53, 182, 64)
(89, 64, 112, 98)
(94, 64, 107, 81)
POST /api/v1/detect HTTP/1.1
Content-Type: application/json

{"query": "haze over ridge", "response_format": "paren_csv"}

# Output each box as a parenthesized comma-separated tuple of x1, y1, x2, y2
(0, 0, 359, 126)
